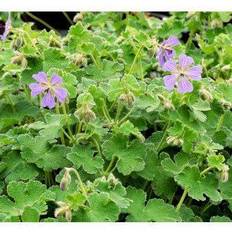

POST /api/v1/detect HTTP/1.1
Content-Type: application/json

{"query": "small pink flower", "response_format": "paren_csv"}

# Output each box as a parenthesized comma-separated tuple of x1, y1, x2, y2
(29, 72, 68, 109)
(163, 54, 202, 94)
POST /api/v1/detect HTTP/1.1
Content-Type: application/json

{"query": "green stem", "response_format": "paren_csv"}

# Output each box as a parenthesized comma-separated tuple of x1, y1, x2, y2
(128, 45, 143, 75)
(176, 166, 214, 211)
(201, 202, 213, 214)
(68, 168, 88, 199)
(118, 107, 134, 125)
(63, 12, 73, 25)
(200, 166, 213, 176)
(26, 12, 59, 34)
(61, 103, 75, 141)
(156, 121, 170, 152)
(176, 188, 188, 212)
(55, 104, 65, 145)
(102, 104, 112, 123)
(104, 157, 117, 176)
(92, 137, 102, 156)
(115, 102, 123, 122)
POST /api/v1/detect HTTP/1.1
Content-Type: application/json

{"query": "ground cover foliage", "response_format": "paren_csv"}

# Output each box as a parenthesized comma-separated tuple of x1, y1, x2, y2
(0, 12, 232, 222)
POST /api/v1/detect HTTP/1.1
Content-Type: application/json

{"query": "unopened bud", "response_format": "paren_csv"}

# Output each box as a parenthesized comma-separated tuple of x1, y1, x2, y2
(60, 169, 71, 191)
(151, 36, 158, 49)
(74, 105, 96, 122)
(220, 99, 232, 110)
(210, 19, 223, 28)
(73, 13, 84, 23)
(11, 52, 27, 68)
(221, 64, 231, 72)
(166, 136, 183, 146)
(219, 164, 229, 183)
(200, 88, 213, 102)
(49, 35, 62, 48)
(119, 92, 135, 107)
(70, 53, 87, 67)
(107, 173, 120, 186)
(158, 94, 174, 110)
(55, 201, 72, 222)
(11, 37, 24, 50)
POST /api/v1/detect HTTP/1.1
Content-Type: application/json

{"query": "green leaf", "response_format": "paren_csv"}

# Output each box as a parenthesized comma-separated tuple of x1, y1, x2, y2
(125, 186, 147, 222)
(103, 135, 146, 175)
(210, 216, 231, 222)
(161, 152, 193, 176)
(82, 192, 120, 222)
(207, 154, 225, 170)
(67, 144, 104, 174)
(0, 180, 55, 221)
(21, 207, 40, 222)
(144, 199, 181, 222)
(175, 166, 222, 202)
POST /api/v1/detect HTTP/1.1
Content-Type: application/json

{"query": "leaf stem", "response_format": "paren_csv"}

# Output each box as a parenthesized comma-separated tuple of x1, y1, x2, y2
(176, 166, 214, 211)
(176, 188, 188, 212)
(200, 166, 213, 176)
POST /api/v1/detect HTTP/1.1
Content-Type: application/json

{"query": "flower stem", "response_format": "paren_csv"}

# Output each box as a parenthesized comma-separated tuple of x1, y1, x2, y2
(104, 156, 117, 176)
(156, 121, 170, 152)
(55, 104, 65, 145)
(102, 103, 112, 123)
(25, 12, 59, 34)
(115, 102, 123, 122)
(68, 168, 88, 199)
(118, 107, 134, 125)
(176, 188, 188, 212)
(128, 45, 143, 76)
(61, 103, 75, 141)
(63, 12, 73, 25)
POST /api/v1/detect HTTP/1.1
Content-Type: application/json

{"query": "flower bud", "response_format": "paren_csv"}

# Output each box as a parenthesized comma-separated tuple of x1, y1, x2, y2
(55, 201, 72, 222)
(210, 19, 223, 28)
(73, 13, 84, 23)
(11, 52, 27, 69)
(151, 36, 158, 49)
(200, 88, 213, 102)
(11, 36, 24, 50)
(74, 105, 96, 123)
(221, 64, 231, 72)
(119, 92, 135, 107)
(219, 164, 229, 183)
(60, 169, 71, 191)
(158, 94, 174, 110)
(70, 53, 87, 67)
(107, 173, 120, 186)
(220, 99, 232, 110)
(166, 136, 183, 146)
(49, 35, 62, 48)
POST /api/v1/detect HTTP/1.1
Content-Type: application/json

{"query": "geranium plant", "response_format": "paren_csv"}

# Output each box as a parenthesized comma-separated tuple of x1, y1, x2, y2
(0, 12, 232, 222)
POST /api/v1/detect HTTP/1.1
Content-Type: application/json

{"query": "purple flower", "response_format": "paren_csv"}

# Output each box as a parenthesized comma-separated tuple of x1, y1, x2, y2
(0, 16, 11, 41)
(163, 54, 202, 94)
(29, 72, 68, 109)
(157, 36, 180, 66)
